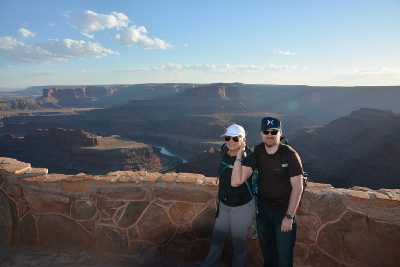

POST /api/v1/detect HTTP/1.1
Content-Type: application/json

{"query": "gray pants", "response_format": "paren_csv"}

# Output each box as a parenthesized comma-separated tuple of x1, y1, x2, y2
(201, 199, 256, 267)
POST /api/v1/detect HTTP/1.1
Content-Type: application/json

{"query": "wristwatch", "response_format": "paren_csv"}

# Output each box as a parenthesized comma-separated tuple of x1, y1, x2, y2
(285, 213, 293, 220)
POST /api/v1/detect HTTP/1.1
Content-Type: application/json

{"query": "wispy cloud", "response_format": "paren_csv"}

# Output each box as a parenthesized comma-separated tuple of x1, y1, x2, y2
(267, 63, 298, 70)
(331, 66, 400, 80)
(0, 37, 119, 64)
(64, 10, 130, 39)
(18, 28, 36, 38)
(5, 64, 12, 67)
(47, 22, 56, 27)
(114, 63, 269, 74)
(274, 51, 296, 56)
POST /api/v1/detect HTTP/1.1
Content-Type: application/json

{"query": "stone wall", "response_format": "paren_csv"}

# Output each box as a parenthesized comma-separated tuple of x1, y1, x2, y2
(1, 157, 399, 266)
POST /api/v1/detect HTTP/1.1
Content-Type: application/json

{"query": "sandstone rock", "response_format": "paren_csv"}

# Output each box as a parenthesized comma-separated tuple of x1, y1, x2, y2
(117, 201, 150, 228)
(17, 214, 38, 245)
(300, 188, 347, 224)
(169, 202, 196, 225)
(317, 211, 400, 266)
(96, 187, 147, 201)
(96, 225, 127, 254)
(153, 187, 214, 203)
(0, 191, 12, 245)
(128, 227, 139, 240)
(24, 188, 70, 215)
(136, 203, 176, 245)
(192, 205, 215, 239)
(37, 214, 95, 250)
(296, 208, 319, 243)
(307, 246, 347, 267)
(72, 200, 97, 220)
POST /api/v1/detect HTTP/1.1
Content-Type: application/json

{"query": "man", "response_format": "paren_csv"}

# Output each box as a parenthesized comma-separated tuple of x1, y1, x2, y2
(254, 117, 304, 267)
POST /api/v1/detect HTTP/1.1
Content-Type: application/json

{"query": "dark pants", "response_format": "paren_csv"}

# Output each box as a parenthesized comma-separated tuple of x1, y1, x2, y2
(256, 205, 297, 267)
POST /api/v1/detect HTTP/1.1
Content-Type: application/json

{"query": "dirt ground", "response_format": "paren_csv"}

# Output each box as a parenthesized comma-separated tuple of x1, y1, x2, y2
(0, 245, 204, 267)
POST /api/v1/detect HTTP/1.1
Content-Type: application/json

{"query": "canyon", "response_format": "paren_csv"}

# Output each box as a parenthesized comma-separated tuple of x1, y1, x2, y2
(1, 83, 400, 190)
(0, 128, 163, 175)
(1, 83, 400, 266)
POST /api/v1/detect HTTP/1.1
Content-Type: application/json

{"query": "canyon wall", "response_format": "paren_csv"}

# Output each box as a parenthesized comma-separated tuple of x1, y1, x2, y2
(1, 157, 399, 267)
(288, 108, 400, 189)
(0, 129, 162, 174)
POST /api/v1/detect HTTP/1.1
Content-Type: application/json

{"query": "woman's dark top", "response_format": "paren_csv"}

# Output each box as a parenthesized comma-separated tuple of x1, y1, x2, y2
(218, 144, 256, 207)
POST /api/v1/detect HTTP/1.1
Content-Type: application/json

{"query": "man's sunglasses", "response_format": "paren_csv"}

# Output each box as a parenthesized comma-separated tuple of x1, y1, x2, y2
(224, 136, 240, 142)
(262, 130, 279, 135)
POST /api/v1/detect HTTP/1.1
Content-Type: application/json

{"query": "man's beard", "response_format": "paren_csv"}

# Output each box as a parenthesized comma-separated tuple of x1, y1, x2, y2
(264, 139, 279, 147)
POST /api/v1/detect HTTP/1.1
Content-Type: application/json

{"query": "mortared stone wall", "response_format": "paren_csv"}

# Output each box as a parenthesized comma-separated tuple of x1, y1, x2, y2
(1, 157, 399, 266)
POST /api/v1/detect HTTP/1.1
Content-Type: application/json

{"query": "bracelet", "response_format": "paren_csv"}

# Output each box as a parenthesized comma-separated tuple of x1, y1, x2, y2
(285, 213, 293, 220)
(235, 159, 243, 162)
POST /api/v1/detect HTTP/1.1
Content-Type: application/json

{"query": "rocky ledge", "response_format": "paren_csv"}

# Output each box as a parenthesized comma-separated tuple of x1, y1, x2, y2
(1, 157, 399, 267)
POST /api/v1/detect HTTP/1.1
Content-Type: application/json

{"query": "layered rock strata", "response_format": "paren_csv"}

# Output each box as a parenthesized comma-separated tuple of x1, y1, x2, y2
(1, 157, 399, 266)
(288, 108, 400, 189)
(0, 129, 162, 174)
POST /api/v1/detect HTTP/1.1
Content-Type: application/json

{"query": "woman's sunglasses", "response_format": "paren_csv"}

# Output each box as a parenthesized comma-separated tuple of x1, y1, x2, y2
(262, 130, 279, 135)
(224, 136, 240, 142)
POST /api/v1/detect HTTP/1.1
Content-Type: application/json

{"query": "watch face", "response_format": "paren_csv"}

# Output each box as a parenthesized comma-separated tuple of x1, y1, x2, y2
(285, 214, 293, 219)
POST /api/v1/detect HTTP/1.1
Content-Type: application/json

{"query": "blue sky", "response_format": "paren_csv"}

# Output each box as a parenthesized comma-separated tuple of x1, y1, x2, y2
(0, 0, 399, 89)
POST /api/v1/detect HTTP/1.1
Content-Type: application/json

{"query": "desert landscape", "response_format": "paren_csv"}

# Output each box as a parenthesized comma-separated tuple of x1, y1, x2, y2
(1, 83, 399, 189)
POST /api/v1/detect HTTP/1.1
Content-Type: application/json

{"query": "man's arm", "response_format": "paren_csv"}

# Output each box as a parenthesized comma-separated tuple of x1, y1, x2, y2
(281, 174, 303, 232)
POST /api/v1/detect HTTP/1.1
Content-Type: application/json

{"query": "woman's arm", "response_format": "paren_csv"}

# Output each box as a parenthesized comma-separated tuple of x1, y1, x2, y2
(231, 164, 253, 187)
(231, 144, 253, 187)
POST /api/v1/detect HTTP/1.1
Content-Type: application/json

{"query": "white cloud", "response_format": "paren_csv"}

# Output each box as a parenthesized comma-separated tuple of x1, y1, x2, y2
(115, 26, 172, 50)
(330, 67, 400, 82)
(5, 64, 12, 67)
(64, 10, 130, 39)
(236, 65, 265, 71)
(0, 37, 119, 64)
(18, 28, 36, 38)
(274, 51, 296, 56)
(47, 22, 56, 27)
(113, 63, 267, 74)
(267, 63, 298, 70)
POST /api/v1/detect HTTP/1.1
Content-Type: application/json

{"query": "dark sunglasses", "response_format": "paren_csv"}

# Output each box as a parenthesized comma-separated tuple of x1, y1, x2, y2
(224, 136, 240, 142)
(262, 130, 279, 135)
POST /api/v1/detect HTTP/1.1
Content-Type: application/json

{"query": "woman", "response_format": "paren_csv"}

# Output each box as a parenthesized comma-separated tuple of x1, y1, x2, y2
(202, 124, 256, 267)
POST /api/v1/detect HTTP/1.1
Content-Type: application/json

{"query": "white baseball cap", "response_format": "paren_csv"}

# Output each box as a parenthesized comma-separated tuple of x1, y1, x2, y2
(220, 124, 246, 137)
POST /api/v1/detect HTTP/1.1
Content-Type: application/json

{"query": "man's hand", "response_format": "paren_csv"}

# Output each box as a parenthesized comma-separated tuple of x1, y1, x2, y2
(281, 217, 293, 232)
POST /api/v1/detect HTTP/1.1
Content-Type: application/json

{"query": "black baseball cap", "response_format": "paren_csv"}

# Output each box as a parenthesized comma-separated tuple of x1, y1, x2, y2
(260, 117, 281, 130)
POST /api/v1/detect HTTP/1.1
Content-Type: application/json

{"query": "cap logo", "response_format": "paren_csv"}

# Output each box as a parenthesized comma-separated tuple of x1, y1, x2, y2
(267, 120, 274, 125)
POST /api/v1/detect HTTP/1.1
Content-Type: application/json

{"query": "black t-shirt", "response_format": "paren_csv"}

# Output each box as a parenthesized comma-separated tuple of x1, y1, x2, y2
(255, 143, 303, 210)
(218, 144, 256, 207)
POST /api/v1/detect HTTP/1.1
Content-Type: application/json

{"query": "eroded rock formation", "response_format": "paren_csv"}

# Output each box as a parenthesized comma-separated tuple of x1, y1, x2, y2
(288, 108, 400, 189)
(0, 128, 162, 174)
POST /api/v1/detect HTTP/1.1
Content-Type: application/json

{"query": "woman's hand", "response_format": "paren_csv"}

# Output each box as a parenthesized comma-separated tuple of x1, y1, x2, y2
(236, 142, 246, 159)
